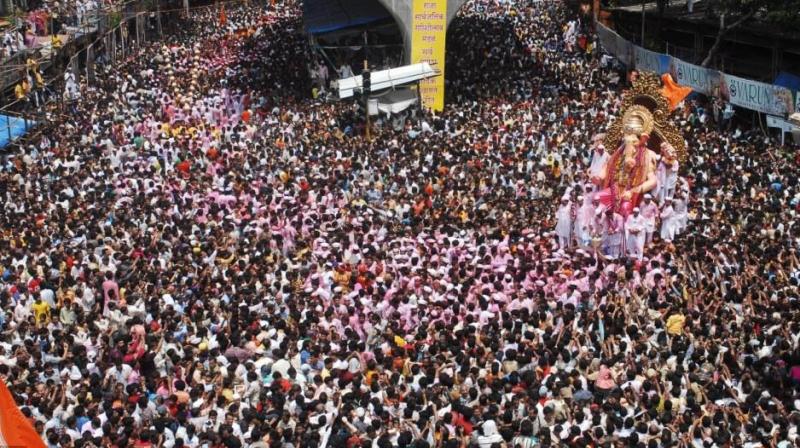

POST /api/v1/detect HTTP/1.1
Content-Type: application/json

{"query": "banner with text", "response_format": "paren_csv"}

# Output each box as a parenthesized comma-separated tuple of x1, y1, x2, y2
(796, 92, 800, 115)
(596, 22, 633, 66)
(595, 22, 797, 117)
(721, 74, 794, 116)
(596, 21, 617, 56)
(411, 0, 446, 111)
(669, 58, 721, 96)
(634, 46, 671, 75)
(615, 33, 634, 66)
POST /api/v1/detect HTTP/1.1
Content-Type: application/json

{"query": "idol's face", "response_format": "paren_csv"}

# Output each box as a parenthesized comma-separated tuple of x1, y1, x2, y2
(623, 134, 638, 148)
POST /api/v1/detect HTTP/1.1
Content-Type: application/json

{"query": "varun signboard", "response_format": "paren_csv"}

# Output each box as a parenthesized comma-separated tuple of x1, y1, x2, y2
(670, 58, 721, 96)
(721, 74, 794, 116)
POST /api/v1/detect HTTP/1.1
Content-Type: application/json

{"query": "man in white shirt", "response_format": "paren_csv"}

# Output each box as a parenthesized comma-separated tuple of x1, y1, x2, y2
(106, 360, 132, 384)
(625, 208, 646, 260)
(79, 417, 104, 439)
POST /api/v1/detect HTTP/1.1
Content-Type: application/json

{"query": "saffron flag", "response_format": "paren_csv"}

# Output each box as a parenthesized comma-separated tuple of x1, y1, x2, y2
(661, 73, 692, 111)
(0, 378, 46, 448)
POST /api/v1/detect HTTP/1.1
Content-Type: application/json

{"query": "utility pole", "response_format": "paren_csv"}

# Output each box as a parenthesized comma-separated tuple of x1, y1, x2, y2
(640, 0, 646, 46)
(157, 0, 162, 37)
(363, 59, 371, 142)
(363, 31, 369, 65)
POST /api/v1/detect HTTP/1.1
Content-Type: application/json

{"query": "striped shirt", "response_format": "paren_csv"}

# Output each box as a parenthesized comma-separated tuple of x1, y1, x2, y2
(511, 436, 538, 448)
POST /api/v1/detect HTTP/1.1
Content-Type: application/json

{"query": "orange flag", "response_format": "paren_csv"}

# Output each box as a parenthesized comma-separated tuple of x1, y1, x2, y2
(219, 5, 227, 26)
(0, 378, 46, 448)
(661, 73, 692, 111)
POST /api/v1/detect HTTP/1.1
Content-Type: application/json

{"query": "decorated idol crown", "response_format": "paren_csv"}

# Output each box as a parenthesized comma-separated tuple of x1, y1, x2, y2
(604, 73, 687, 162)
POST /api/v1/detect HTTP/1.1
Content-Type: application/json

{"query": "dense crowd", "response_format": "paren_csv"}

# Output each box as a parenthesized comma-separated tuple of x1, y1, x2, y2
(1, 0, 121, 62)
(1, 0, 799, 447)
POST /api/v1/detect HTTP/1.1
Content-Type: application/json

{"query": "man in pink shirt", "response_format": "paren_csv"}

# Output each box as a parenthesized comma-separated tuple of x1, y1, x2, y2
(102, 271, 120, 315)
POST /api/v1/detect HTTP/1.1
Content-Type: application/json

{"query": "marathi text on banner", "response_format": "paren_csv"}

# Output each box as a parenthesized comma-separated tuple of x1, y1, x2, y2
(721, 74, 794, 116)
(669, 58, 721, 96)
(411, 0, 446, 112)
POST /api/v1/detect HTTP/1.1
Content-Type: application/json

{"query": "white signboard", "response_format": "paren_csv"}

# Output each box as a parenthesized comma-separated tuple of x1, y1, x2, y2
(796, 92, 800, 116)
(670, 58, 721, 96)
(367, 98, 379, 116)
(766, 115, 794, 131)
(766, 115, 798, 145)
(721, 74, 794, 116)
(634, 46, 670, 75)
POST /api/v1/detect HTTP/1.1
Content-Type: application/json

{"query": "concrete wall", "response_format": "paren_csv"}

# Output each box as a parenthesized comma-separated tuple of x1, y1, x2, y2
(375, 0, 468, 63)
(445, 0, 466, 25)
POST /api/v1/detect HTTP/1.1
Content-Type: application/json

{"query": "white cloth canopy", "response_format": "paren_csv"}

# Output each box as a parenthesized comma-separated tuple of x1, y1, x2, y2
(335, 63, 439, 99)
(368, 89, 418, 116)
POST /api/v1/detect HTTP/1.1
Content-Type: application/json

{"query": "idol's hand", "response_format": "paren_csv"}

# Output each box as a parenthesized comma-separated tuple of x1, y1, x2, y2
(621, 190, 633, 201)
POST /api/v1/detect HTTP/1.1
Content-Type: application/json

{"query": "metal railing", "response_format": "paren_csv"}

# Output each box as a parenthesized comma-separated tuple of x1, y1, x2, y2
(0, 0, 152, 148)
(1, 0, 148, 90)
(0, 71, 65, 148)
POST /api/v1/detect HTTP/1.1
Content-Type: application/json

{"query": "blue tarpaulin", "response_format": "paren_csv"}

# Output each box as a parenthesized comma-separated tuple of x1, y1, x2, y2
(0, 114, 35, 149)
(304, 0, 392, 34)
(774, 71, 800, 92)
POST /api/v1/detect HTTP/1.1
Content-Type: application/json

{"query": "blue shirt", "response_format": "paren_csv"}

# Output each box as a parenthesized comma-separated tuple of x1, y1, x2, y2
(76, 416, 90, 432)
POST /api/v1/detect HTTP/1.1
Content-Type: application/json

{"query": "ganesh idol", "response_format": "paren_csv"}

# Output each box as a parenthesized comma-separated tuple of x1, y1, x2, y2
(591, 105, 659, 216)
(589, 73, 688, 217)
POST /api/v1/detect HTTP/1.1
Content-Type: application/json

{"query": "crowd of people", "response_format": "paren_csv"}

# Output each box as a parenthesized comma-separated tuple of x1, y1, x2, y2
(1, 0, 800, 447)
(2, 27, 28, 60)
(1, 0, 117, 63)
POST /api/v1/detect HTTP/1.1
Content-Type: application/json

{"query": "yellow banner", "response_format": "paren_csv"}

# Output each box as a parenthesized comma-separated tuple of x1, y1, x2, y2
(411, 0, 446, 111)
